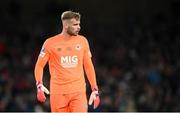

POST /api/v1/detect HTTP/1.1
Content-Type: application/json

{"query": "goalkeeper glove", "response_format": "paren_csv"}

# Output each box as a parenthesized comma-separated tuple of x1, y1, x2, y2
(36, 81, 49, 103)
(88, 87, 100, 109)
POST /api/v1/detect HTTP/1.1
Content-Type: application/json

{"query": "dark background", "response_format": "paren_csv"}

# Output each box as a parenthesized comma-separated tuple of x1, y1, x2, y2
(0, 0, 180, 112)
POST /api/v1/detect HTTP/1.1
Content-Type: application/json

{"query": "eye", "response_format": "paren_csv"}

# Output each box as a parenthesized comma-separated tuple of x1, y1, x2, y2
(73, 23, 79, 26)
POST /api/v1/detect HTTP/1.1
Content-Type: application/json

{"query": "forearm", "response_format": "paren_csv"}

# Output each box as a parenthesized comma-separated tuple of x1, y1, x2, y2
(85, 59, 100, 109)
(84, 58, 98, 89)
(34, 61, 45, 82)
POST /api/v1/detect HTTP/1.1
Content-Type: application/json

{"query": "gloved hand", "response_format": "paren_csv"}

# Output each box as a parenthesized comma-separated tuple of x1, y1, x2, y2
(88, 87, 100, 109)
(36, 81, 49, 103)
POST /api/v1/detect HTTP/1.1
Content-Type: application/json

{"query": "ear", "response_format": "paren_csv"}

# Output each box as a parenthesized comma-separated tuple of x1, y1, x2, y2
(64, 23, 68, 29)
(62, 21, 69, 29)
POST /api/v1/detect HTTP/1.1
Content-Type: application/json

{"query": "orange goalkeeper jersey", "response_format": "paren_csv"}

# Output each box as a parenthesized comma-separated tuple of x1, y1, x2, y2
(34, 34, 97, 94)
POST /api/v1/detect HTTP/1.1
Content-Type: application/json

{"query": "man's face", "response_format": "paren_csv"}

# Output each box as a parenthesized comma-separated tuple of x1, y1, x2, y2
(66, 18, 81, 36)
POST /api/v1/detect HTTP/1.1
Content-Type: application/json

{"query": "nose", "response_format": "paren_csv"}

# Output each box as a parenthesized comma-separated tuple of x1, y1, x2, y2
(78, 25, 81, 30)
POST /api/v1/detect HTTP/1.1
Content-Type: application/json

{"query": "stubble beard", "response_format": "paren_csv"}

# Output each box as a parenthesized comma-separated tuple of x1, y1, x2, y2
(67, 28, 78, 36)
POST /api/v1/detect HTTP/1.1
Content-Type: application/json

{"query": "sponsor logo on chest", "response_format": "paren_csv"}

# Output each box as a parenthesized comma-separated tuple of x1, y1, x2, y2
(60, 55, 78, 68)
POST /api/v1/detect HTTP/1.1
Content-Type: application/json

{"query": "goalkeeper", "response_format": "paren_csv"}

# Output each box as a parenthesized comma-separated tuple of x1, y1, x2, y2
(34, 10, 100, 112)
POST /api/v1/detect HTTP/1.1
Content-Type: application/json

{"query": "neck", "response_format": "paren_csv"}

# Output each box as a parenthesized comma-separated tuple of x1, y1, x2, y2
(61, 30, 71, 38)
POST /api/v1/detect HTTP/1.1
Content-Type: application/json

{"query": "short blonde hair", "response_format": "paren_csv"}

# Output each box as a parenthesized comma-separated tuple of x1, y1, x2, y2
(61, 11, 81, 21)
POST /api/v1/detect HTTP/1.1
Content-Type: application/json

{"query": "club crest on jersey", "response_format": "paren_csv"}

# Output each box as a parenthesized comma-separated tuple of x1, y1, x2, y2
(39, 46, 46, 57)
(75, 44, 81, 51)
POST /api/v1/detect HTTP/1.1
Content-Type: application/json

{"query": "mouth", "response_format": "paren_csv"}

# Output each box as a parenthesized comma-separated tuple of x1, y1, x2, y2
(76, 31, 79, 34)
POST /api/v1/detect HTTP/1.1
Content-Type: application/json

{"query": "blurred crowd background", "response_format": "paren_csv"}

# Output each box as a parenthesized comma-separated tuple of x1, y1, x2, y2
(0, 0, 180, 112)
